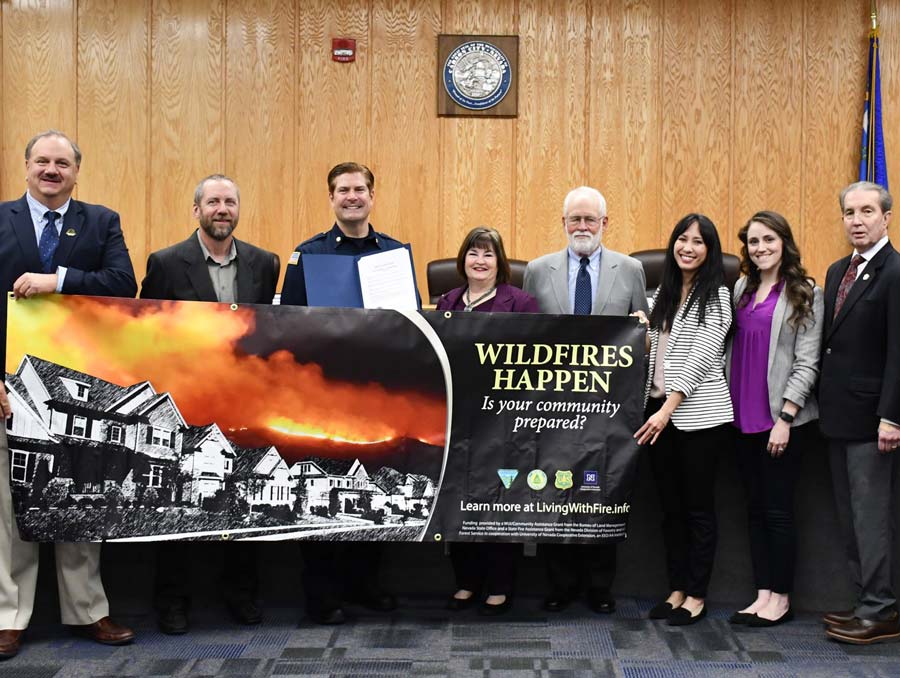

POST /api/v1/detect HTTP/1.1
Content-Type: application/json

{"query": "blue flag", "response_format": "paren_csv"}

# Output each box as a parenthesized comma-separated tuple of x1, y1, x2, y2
(859, 29, 888, 189)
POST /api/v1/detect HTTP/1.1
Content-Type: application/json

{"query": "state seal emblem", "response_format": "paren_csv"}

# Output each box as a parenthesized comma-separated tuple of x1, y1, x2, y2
(527, 469, 547, 491)
(443, 41, 512, 111)
(554, 470, 573, 490)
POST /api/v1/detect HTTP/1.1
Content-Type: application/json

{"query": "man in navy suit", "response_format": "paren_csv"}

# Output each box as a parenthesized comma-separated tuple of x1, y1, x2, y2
(820, 181, 900, 645)
(0, 130, 137, 658)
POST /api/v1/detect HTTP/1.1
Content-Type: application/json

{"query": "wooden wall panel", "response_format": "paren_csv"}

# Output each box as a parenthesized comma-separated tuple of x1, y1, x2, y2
(660, 0, 732, 241)
(588, 0, 661, 255)
(731, 0, 803, 253)
(514, 0, 589, 258)
(370, 0, 442, 289)
(76, 0, 150, 280)
(0, 0, 76, 200)
(801, 0, 867, 283)
(881, 1, 900, 195)
(439, 0, 517, 261)
(149, 0, 225, 266)
(295, 0, 370, 247)
(225, 0, 296, 273)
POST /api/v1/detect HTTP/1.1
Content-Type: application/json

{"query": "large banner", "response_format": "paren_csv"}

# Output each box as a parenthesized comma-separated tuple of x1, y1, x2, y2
(4, 295, 644, 543)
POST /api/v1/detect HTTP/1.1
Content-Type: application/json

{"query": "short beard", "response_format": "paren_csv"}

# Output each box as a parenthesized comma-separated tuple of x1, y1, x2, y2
(200, 218, 236, 241)
(568, 231, 601, 257)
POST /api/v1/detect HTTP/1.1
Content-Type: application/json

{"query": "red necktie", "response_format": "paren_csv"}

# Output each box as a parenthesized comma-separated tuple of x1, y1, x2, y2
(833, 254, 864, 319)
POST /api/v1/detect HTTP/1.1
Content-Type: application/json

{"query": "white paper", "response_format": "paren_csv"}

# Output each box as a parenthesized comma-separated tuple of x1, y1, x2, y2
(357, 247, 418, 310)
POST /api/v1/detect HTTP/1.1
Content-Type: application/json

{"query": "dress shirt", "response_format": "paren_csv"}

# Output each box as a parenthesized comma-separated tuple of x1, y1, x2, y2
(196, 231, 238, 304)
(567, 246, 601, 313)
(26, 190, 70, 291)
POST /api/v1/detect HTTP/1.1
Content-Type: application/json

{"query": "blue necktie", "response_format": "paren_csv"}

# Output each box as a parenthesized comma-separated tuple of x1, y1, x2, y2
(39, 211, 61, 273)
(574, 256, 592, 315)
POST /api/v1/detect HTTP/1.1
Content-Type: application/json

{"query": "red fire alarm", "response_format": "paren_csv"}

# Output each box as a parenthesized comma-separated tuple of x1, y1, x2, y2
(332, 38, 356, 63)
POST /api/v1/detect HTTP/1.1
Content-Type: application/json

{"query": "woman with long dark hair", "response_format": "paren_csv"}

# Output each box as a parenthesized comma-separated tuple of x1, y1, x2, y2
(726, 211, 823, 627)
(437, 226, 539, 615)
(635, 214, 733, 625)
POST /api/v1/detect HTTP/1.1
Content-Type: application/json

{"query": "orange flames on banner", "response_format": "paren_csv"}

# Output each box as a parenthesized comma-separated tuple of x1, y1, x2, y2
(6, 296, 446, 455)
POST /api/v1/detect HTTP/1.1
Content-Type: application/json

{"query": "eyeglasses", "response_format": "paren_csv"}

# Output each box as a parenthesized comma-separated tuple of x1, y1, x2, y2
(565, 215, 603, 227)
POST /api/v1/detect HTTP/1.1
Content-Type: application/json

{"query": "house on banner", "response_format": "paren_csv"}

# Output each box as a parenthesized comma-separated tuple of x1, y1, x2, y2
(179, 423, 236, 505)
(370, 467, 436, 515)
(231, 445, 292, 509)
(289, 457, 384, 515)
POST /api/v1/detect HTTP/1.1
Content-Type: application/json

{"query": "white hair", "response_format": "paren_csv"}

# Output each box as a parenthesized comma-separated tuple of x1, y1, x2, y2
(563, 186, 607, 217)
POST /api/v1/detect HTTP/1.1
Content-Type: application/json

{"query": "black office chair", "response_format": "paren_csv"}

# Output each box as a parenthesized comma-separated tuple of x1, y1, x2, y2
(425, 258, 528, 305)
(629, 249, 741, 296)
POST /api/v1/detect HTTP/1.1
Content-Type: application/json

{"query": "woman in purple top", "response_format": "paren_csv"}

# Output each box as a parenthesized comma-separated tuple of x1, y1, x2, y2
(726, 211, 824, 627)
(437, 227, 539, 615)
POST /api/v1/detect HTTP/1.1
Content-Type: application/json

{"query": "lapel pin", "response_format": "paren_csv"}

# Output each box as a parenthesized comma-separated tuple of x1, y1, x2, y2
(862, 273, 870, 281)
(65, 228, 76, 236)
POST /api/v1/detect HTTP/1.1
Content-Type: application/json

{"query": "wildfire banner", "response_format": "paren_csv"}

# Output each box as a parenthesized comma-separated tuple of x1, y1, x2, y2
(4, 295, 645, 543)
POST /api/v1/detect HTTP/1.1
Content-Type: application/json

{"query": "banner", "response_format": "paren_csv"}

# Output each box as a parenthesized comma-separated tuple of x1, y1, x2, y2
(4, 295, 644, 543)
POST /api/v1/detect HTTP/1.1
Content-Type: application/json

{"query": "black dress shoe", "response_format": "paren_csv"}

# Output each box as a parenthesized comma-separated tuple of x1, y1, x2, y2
(447, 593, 477, 611)
(649, 601, 675, 620)
(226, 598, 262, 625)
(479, 597, 512, 616)
(729, 611, 757, 625)
(667, 605, 707, 626)
(308, 606, 347, 625)
(587, 588, 616, 614)
(542, 590, 575, 612)
(157, 605, 189, 635)
(350, 588, 397, 612)
(748, 608, 793, 627)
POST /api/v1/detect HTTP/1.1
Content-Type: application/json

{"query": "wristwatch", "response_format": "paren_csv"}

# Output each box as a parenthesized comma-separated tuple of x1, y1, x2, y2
(778, 411, 795, 423)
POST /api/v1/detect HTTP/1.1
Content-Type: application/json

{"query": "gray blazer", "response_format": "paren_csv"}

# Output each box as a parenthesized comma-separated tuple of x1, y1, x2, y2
(725, 277, 823, 427)
(523, 247, 649, 315)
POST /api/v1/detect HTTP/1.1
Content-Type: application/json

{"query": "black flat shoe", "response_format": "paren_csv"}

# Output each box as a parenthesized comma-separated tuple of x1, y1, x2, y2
(729, 611, 757, 625)
(748, 608, 793, 627)
(667, 605, 707, 626)
(587, 588, 616, 614)
(649, 601, 674, 620)
(479, 597, 512, 616)
(447, 594, 476, 611)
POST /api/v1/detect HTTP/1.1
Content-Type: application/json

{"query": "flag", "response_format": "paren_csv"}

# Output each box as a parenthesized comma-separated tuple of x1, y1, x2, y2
(859, 25, 888, 189)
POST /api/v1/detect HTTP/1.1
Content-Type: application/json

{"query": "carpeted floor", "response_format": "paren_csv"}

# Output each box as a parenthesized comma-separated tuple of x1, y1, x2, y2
(3, 596, 900, 677)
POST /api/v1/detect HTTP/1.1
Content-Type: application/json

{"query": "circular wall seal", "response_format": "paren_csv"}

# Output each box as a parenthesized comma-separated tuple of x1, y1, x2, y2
(443, 41, 512, 111)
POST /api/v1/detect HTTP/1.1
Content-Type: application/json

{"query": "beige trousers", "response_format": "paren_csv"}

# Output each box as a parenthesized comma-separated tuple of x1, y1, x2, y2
(0, 427, 109, 629)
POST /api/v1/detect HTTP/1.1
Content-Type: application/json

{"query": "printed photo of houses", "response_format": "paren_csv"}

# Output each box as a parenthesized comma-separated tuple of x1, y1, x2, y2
(4, 295, 451, 541)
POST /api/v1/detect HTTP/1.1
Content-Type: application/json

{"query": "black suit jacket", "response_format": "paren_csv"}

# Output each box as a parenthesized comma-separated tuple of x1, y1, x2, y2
(819, 241, 900, 439)
(139, 231, 279, 305)
(1, 194, 137, 370)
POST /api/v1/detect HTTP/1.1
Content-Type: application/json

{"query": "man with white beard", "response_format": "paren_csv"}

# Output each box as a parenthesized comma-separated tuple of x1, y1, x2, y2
(523, 185, 647, 614)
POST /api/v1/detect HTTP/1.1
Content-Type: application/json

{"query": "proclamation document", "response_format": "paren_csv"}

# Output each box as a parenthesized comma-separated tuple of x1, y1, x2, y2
(357, 246, 418, 310)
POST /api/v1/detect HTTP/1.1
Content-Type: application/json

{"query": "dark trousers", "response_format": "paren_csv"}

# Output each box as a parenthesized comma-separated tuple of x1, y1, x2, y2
(646, 398, 728, 599)
(450, 542, 517, 596)
(300, 542, 385, 613)
(828, 437, 898, 621)
(543, 543, 617, 595)
(734, 424, 807, 594)
(154, 541, 258, 610)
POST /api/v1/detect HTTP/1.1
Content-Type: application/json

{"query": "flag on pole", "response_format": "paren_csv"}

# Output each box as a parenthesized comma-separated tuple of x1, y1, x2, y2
(859, 14, 888, 189)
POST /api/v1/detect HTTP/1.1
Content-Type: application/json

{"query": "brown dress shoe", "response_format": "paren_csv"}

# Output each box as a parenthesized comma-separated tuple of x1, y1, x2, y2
(826, 613, 900, 645)
(0, 629, 23, 659)
(70, 617, 135, 645)
(822, 609, 856, 626)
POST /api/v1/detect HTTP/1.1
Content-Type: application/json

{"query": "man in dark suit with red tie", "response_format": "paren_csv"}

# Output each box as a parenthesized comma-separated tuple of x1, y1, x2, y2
(0, 129, 137, 658)
(819, 181, 900, 645)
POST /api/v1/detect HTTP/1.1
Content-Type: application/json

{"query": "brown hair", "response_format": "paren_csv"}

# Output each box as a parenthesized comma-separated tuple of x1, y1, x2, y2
(25, 129, 82, 167)
(737, 210, 814, 329)
(455, 227, 511, 285)
(327, 162, 374, 193)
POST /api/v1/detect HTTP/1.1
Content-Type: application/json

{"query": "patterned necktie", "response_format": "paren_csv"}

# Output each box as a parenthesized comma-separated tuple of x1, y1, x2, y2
(833, 253, 864, 319)
(574, 256, 592, 315)
(38, 211, 61, 273)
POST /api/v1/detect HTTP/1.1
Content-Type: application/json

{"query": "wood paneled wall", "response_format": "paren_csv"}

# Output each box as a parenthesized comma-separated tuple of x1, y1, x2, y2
(1, 0, 896, 290)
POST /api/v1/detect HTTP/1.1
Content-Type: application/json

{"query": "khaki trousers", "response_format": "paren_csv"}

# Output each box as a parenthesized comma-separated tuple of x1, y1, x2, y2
(0, 427, 109, 629)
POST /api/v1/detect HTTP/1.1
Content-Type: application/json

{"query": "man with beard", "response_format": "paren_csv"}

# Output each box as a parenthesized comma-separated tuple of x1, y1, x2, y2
(0, 129, 137, 658)
(523, 185, 647, 614)
(140, 174, 279, 634)
(280, 162, 401, 625)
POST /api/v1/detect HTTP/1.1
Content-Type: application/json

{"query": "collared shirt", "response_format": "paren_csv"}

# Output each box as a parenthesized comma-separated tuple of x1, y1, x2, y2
(566, 246, 602, 313)
(196, 230, 238, 303)
(854, 234, 889, 277)
(26, 190, 70, 291)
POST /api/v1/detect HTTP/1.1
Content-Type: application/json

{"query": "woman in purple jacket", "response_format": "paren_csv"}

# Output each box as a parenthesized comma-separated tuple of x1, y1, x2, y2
(438, 227, 539, 614)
